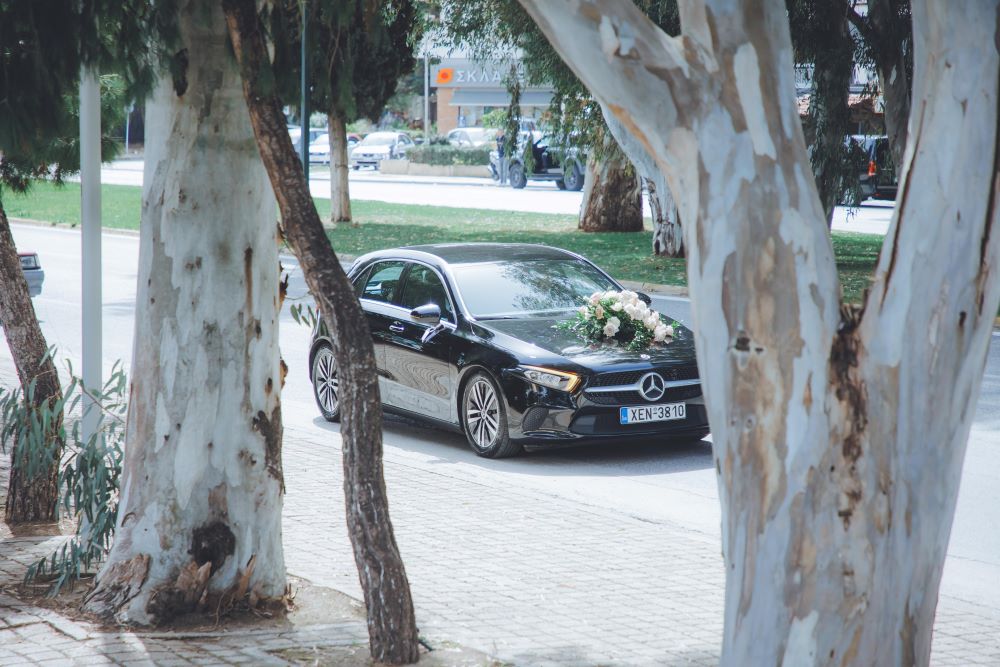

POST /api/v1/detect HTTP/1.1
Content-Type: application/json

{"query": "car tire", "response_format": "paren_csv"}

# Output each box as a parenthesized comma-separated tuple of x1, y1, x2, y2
(556, 178, 567, 190)
(508, 163, 528, 190)
(461, 372, 521, 458)
(563, 162, 584, 191)
(311, 344, 340, 422)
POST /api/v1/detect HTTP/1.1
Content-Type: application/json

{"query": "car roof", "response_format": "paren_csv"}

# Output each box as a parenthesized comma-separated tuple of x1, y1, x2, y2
(389, 243, 583, 265)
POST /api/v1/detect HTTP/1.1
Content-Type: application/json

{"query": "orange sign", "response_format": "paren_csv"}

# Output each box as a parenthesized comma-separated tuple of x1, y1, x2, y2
(435, 68, 454, 85)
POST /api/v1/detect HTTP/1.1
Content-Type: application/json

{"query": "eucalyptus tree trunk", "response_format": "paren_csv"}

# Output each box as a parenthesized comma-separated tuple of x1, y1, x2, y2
(223, 0, 420, 663)
(0, 203, 62, 523)
(806, 6, 854, 223)
(83, 0, 285, 624)
(579, 143, 643, 232)
(602, 108, 683, 256)
(328, 110, 352, 224)
(519, 1, 1000, 664)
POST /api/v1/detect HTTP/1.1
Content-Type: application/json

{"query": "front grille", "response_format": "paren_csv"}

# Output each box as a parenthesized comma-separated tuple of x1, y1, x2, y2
(586, 385, 702, 406)
(589, 364, 699, 388)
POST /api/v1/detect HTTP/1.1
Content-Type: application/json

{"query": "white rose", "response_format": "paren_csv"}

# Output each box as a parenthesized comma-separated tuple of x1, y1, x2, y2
(654, 323, 669, 342)
(604, 290, 617, 300)
(644, 313, 660, 331)
(595, 304, 605, 319)
(578, 305, 590, 319)
(665, 324, 675, 338)
(635, 305, 650, 321)
(623, 304, 637, 319)
(603, 316, 621, 338)
(589, 292, 603, 306)
(611, 301, 624, 312)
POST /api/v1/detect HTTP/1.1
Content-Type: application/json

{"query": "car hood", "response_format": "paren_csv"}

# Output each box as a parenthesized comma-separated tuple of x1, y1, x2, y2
(353, 145, 391, 155)
(475, 315, 697, 370)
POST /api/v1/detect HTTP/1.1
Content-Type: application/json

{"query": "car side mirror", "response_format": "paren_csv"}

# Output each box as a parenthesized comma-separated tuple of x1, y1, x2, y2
(636, 291, 652, 305)
(411, 303, 442, 325)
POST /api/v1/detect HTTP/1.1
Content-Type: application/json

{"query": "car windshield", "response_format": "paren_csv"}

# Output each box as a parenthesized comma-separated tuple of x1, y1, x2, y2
(451, 259, 618, 319)
(360, 134, 396, 146)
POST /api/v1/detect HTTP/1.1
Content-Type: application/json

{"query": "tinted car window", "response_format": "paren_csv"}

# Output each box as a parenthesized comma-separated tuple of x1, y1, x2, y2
(351, 264, 373, 297)
(362, 261, 406, 303)
(452, 259, 617, 318)
(398, 264, 454, 322)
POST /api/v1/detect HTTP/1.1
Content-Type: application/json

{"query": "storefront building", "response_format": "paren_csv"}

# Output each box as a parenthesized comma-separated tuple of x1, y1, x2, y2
(430, 58, 552, 133)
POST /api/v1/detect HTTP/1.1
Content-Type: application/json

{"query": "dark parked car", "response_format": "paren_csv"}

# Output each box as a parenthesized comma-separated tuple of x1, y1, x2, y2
(503, 136, 585, 191)
(851, 135, 898, 202)
(309, 243, 708, 458)
(19, 252, 44, 297)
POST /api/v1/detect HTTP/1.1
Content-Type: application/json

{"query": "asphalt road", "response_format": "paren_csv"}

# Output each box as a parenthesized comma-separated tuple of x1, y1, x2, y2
(92, 159, 896, 234)
(4, 221, 999, 613)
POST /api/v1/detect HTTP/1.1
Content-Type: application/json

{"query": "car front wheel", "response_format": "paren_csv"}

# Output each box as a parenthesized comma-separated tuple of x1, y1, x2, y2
(461, 372, 520, 458)
(311, 344, 340, 422)
(563, 162, 584, 191)
(508, 163, 527, 189)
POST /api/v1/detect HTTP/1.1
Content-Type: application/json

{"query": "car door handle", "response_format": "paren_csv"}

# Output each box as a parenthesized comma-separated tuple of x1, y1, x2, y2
(389, 322, 405, 333)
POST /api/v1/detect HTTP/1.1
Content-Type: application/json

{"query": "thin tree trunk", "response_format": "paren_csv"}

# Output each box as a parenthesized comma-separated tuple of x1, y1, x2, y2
(518, 1, 1000, 664)
(0, 202, 62, 524)
(601, 107, 684, 256)
(328, 111, 352, 224)
(578, 143, 642, 232)
(807, 5, 854, 224)
(868, 0, 912, 171)
(83, 0, 284, 624)
(223, 1, 420, 663)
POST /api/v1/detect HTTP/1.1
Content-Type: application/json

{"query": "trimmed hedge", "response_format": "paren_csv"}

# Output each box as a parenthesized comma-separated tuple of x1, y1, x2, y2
(407, 144, 491, 166)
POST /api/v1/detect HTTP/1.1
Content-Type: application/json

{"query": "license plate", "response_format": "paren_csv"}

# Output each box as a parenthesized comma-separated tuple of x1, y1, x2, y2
(620, 403, 686, 424)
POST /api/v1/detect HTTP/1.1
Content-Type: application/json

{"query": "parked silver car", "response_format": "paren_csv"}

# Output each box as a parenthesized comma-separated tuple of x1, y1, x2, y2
(349, 132, 414, 170)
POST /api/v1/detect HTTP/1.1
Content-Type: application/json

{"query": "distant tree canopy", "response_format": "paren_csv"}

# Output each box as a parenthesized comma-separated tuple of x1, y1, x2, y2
(0, 0, 173, 193)
(441, 0, 678, 156)
(267, 0, 425, 125)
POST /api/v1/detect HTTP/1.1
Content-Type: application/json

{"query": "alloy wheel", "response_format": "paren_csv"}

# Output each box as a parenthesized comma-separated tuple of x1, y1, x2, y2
(466, 378, 500, 449)
(312, 346, 340, 419)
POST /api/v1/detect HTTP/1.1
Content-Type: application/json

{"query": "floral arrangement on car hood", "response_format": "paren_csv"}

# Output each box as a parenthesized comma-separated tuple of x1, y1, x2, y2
(557, 290, 676, 350)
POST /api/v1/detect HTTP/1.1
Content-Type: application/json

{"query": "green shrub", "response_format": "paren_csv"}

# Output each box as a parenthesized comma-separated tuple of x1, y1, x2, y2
(1, 360, 128, 595)
(406, 144, 491, 166)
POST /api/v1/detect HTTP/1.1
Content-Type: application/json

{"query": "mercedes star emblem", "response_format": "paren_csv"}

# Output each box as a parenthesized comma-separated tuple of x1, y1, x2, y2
(639, 372, 666, 401)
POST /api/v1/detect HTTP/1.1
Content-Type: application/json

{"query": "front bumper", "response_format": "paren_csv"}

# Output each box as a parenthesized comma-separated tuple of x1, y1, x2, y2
(350, 155, 386, 168)
(501, 372, 710, 447)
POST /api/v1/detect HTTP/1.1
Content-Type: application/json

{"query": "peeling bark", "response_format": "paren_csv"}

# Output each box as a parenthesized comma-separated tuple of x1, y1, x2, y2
(518, 0, 1000, 664)
(578, 145, 643, 232)
(646, 178, 683, 258)
(84, 0, 285, 625)
(328, 111, 352, 224)
(0, 202, 62, 523)
(223, 0, 419, 663)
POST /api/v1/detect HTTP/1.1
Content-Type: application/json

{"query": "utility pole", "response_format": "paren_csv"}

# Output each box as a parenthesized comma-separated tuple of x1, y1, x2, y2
(423, 52, 430, 140)
(299, 0, 309, 182)
(79, 69, 102, 443)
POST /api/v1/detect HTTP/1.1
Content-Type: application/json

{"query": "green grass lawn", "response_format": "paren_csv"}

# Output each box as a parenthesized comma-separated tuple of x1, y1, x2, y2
(4, 181, 884, 302)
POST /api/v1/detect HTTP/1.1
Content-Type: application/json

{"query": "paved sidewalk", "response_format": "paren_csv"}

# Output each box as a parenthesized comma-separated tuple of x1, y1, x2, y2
(3, 410, 1000, 664)
(279, 422, 1000, 666)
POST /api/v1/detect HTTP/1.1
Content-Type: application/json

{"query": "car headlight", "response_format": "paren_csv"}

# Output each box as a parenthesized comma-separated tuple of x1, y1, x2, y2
(520, 365, 580, 392)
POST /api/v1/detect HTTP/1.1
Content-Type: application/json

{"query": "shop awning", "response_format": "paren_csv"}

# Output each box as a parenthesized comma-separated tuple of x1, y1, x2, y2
(449, 89, 553, 107)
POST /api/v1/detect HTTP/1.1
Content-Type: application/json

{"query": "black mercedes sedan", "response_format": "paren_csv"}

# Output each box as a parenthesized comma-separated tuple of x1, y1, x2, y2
(309, 243, 709, 458)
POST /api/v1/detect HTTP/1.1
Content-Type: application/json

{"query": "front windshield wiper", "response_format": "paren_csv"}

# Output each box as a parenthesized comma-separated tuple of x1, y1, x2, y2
(474, 315, 521, 321)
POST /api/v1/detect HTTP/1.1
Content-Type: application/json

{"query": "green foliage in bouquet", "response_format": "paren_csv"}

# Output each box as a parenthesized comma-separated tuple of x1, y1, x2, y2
(556, 290, 678, 351)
